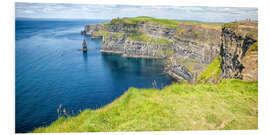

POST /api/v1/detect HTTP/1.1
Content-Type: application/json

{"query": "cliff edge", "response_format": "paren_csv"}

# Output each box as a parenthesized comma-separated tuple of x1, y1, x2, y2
(83, 17, 258, 82)
(220, 21, 258, 81)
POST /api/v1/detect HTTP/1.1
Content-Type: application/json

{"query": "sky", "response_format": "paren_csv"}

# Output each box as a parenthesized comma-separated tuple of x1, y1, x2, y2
(15, 3, 258, 22)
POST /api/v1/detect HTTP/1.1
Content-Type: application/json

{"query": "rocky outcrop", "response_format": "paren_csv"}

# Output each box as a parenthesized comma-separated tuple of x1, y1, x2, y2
(166, 59, 193, 82)
(220, 21, 258, 81)
(83, 17, 258, 82)
(101, 34, 173, 58)
(84, 24, 105, 38)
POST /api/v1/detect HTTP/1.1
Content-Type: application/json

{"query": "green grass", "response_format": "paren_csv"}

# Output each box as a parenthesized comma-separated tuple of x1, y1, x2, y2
(245, 42, 258, 56)
(93, 30, 109, 37)
(223, 22, 239, 30)
(165, 49, 174, 55)
(178, 29, 185, 36)
(108, 16, 222, 30)
(127, 33, 173, 45)
(249, 42, 258, 51)
(111, 33, 124, 37)
(102, 21, 111, 27)
(33, 79, 257, 132)
(121, 16, 180, 29)
(111, 16, 190, 29)
(180, 20, 222, 29)
(197, 56, 222, 83)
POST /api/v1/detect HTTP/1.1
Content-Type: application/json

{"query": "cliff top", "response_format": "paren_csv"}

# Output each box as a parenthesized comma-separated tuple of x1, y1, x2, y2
(222, 20, 258, 40)
(105, 16, 223, 29)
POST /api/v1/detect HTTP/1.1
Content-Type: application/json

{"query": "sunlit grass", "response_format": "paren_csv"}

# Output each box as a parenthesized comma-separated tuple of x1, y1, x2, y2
(109, 16, 222, 29)
(33, 79, 257, 132)
(197, 56, 222, 83)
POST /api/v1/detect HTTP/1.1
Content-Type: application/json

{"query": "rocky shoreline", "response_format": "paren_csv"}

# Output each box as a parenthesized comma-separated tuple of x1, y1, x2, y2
(83, 17, 258, 83)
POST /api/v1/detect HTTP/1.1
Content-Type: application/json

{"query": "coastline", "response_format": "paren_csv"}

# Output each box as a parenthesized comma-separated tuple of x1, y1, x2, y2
(122, 54, 162, 59)
(100, 49, 184, 82)
(100, 49, 163, 59)
(100, 49, 123, 54)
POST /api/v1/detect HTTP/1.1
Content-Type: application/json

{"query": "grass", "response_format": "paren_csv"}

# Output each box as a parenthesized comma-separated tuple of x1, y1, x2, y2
(197, 56, 222, 83)
(178, 29, 185, 36)
(245, 42, 258, 56)
(127, 32, 173, 45)
(178, 20, 222, 29)
(102, 21, 111, 27)
(33, 79, 257, 133)
(93, 30, 109, 37)
(246, 30, 258, 41)
(223, 22, 239, 30)
(111, 33, 124, 37)
(249, 42, 258, 51)
(121, 16, 180, 29)
(165, 49, 174, 55)
(109, 16, 222, 29)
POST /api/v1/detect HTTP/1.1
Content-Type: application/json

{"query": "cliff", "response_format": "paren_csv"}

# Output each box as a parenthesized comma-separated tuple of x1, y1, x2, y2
(83, 17, 258, 82)
(220, 21, 258, 81)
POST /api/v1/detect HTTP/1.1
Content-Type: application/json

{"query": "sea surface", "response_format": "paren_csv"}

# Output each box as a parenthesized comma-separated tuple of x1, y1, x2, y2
(15, 19, 176, 133)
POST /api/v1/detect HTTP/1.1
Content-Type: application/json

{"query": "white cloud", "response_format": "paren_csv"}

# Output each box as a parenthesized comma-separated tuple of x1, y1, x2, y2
(24, 10, 34, 14)
(15, 3, 258, 22)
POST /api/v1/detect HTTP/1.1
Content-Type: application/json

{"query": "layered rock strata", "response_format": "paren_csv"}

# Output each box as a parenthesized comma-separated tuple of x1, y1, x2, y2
(220, 21, 258, 81)
(83, 17, 258, 82)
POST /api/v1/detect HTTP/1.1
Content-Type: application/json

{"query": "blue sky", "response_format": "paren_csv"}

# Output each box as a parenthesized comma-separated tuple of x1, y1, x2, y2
(15, 3, 258, 22)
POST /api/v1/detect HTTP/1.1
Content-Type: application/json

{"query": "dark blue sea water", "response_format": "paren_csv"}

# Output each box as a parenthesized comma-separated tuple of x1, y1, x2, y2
(15, 19, 175, 133)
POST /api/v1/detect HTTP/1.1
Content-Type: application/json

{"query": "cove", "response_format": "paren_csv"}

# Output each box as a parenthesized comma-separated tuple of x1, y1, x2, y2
(15, 19, 176, 133)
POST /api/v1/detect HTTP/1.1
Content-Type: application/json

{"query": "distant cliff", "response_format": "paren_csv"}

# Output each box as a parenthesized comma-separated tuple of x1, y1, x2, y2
(83, 17, 258, 82)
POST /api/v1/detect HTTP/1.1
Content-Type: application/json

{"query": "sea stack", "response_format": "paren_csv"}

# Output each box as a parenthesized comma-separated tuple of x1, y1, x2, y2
(82, 39, 87, 52)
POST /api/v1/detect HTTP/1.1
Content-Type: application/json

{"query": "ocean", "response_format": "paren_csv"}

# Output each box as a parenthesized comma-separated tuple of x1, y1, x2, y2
(15, 19, 175, 133)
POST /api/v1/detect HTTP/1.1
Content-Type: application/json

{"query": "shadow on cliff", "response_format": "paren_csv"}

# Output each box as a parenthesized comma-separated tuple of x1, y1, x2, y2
(101, 53, 165, 75)
(100, 53, 176, 89)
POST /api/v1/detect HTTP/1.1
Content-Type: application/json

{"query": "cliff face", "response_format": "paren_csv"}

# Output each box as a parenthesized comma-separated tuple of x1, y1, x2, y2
(83, 17, 258, 82)
(220, 21, 258, 81)
(83, 17, 222, 82)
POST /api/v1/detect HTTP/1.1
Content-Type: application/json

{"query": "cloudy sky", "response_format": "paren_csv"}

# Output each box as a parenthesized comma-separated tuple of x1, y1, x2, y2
(15, 3, 258, 22)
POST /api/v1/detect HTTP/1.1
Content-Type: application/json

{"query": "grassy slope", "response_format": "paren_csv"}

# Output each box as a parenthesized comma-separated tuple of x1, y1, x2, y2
(197, 56, 222, 83)
(33, 79, 257, 132)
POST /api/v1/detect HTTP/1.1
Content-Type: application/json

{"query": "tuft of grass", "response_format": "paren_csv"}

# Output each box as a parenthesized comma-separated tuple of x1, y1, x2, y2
(197, 56, 222, 83)
(194, 31, 199, 36)
(179, 29, 185, 35)
(249, 42, 258, 51)
(33, 79, 257, 133)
